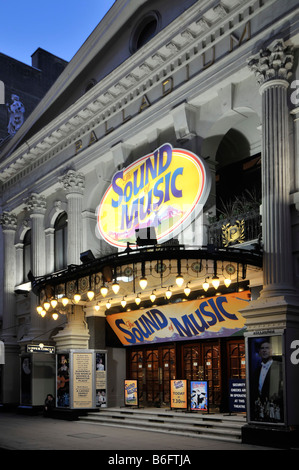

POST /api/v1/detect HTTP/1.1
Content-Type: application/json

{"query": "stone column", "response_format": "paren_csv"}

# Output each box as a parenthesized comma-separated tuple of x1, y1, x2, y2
(25, 193, 47, 340)
(0, 212, 20, 404)
(59, 170, 85, 265)
(248, 39, 296, 299)
(0, 212, 17, 344)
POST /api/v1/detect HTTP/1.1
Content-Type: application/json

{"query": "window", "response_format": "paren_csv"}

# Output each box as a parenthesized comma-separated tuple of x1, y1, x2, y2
(54, 212, 68, 271)
(23, 229, 31, 282)
(130, 12, 160, 53)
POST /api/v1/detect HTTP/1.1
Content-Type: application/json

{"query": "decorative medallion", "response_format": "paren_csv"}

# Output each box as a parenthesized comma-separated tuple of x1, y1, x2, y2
(222, 220, 245, 247)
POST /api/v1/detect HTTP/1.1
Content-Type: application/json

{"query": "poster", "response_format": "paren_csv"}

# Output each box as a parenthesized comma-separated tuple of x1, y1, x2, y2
(57, 353, 69, 407)
(96, 352, 107, 407)
(190, 381, 208, 411)
(247, 334, 284, 424)
(72, 352, 93, 408)
(124, 379, 138, 406)
(171, 380, 187, 409)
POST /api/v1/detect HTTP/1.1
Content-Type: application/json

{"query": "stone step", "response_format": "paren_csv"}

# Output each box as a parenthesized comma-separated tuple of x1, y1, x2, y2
(79, 408, 245, 443)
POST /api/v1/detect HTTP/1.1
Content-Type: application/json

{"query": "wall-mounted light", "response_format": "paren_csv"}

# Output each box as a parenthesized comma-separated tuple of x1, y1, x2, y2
(224, 278, 231, 288)
(202, 279, 209, 291)
(121, 297, 127, 308)
(135, 294, 141, 305)
(150, 291, 156, 303)
(94, 303, 100, 311)
(106, 299, 111, 309)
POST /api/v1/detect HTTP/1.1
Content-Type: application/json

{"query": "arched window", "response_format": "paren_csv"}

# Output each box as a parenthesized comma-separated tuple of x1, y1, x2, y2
(54, 212, 68, 271)
(23, 229, 31, 282)
(130, 12, 160, 53)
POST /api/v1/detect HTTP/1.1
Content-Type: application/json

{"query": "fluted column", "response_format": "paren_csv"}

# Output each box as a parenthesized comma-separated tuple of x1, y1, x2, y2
(24, 193, 47, 340)
(0, 212, 17, 343)
(59, 170, 85, 265)
(248, 39, 295, 298)
(25, 193, 46, 276)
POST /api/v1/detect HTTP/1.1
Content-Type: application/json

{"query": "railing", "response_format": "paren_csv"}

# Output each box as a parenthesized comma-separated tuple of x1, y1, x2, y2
(208, 211, 262, 248)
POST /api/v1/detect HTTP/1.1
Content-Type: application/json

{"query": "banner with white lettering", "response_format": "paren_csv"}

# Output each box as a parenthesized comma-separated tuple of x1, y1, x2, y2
(106, 291, 250, 346)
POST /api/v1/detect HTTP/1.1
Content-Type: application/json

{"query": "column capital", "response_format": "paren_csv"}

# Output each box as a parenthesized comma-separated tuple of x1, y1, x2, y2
(25, 193, 47, 215)
(59, 169, 85, 195)
(0, 211, 17, 231)
(248, 39, 294, 87)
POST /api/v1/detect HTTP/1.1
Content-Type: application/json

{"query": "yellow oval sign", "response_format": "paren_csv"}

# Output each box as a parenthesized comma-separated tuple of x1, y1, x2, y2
(97, 143, 211, 248)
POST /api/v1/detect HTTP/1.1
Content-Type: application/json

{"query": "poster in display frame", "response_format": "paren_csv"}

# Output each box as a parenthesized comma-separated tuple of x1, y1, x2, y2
(170, 379, 188, 410)
(190, 381, 208, 412)
(124, 379, 139, 407)
(228, 378, 246, 413)
(245, 331, 285, 425)
(95, 351, 107, 408)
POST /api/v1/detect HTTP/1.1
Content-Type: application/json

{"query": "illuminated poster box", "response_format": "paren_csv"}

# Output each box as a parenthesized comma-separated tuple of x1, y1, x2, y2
(171, 379, 187, 409)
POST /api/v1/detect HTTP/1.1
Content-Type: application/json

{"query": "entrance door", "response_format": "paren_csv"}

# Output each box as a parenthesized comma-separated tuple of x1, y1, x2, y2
(182, 341, 221, 407)
(128, 345, 176, 406)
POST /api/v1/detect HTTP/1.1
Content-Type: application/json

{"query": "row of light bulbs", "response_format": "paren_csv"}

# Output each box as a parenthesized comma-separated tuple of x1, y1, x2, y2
(94, 275, 232, 311)
(37, 273, 232, 318)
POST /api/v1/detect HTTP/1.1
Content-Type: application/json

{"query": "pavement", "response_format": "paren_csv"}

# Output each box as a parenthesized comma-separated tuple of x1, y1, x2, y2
(0, 410, 290, 459)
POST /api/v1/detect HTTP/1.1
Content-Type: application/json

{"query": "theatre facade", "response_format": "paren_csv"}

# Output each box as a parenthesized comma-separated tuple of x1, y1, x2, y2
(0, 0, 299, 446)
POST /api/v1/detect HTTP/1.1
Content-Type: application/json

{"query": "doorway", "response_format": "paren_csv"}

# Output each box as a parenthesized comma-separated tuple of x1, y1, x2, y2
(127, 345, 176, 406)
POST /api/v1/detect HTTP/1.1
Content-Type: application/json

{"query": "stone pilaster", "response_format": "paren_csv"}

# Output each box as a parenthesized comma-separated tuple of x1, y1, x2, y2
(59, 170, 85, 265)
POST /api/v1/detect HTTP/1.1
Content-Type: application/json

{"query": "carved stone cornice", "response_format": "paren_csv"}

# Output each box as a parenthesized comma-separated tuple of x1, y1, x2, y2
(59, 169, 85, 195)
(25, 193, 47, 215)
(0, 211, 17, 231)
(248, 39, 294, 87)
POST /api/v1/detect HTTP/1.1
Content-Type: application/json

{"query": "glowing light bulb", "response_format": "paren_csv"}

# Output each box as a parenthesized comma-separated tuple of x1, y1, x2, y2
(135, 295, 141, 306)
(100, 285, 108, 297)
(43, 301, 50, 311)
(94, 304, 100, 311)
(165, 288, 172, 300)
(121, 298, 127, 308)
(184, 285, 191, 296)
(150, 291, 156, 303)
(52, 312, 59, 320)
(36, 305, 43, 314)
(87, 290, 95, 301)
(139, 277, 147, 290)
(62, 297, 69, 307)
(106, 300, 111, 309)
(224, 278, 231, 288)
(74, 293, 81, 303)
(212, 276, 220, 289)
(202, 280, 209, 292)
(176, 274, 184, 287)
(51, 299, 58, 309)
(112, 282, 120, 294)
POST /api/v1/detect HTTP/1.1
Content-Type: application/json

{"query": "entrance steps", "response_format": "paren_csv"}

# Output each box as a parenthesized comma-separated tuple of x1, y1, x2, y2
(79, 407, 246, 443)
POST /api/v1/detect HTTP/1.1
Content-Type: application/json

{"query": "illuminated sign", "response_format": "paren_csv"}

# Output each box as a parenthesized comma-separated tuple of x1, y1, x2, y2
(124, 379, 138, 406)
(171, 380, 187, 409)
(97, 143, 211, 248)
(106, 291, 250, 346)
